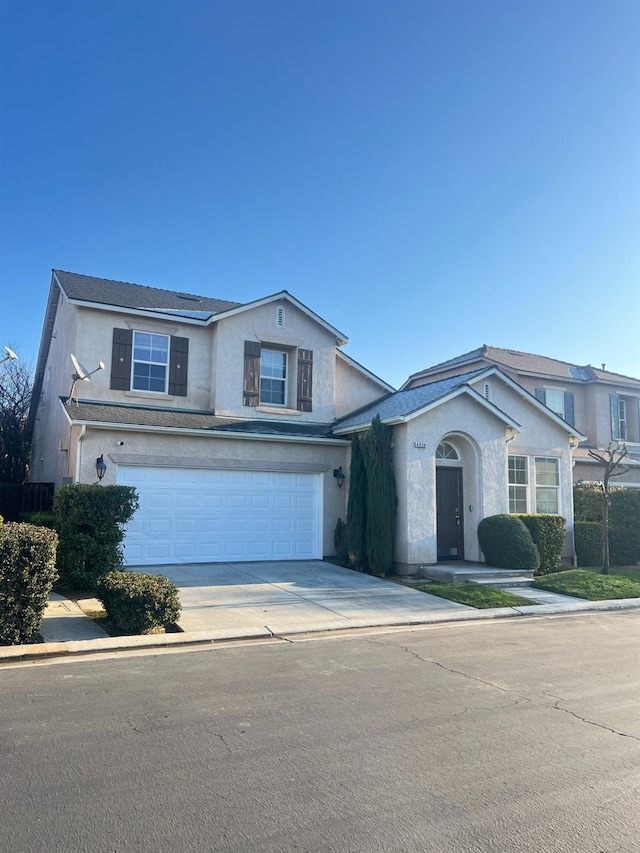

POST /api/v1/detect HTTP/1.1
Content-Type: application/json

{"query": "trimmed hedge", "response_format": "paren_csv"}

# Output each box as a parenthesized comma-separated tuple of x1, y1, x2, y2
(517, 514, 566, 575)
(478, 514, 540, 571)
(54, 484, 139, 589)
(575, 521, 602, 567)
(0, 522, 58, 645)
(574, 484, 640, 566)
(96, 571, 181, 634)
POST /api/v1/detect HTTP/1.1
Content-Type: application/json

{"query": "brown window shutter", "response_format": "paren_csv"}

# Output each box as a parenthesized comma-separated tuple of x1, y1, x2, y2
(297, 349, 313, 412)
(110, 328, 132, 391)
(243, 340, 261, 406)
(168, 336, 189, 396)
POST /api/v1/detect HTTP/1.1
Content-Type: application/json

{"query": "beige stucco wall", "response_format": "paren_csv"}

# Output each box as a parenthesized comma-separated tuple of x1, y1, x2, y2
(211, 300, 339, 422)
(335, 355, 390, 419)
(30, 290, 80, 484)
(68, 427, 349, 556)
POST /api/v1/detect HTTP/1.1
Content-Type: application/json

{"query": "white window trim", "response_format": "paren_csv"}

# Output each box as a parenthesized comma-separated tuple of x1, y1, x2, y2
(508, 455, 529, 514)
(259, 348, 288, 407)
(508, 455, 561, 515)
(131, 330, 170, 394)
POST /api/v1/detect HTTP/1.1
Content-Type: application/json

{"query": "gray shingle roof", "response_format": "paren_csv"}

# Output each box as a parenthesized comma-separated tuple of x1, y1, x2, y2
(404, 344, 639, 387)
(333, 368, 489, 431)
(62, 398, 341, 439)
(54, 270, 242, 316)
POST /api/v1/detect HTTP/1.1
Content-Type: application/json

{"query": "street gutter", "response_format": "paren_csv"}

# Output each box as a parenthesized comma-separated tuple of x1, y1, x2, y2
(2, 597, 640, 664)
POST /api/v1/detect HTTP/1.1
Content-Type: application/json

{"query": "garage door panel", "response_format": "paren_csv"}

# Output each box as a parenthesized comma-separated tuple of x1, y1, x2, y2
(117, 465, 322, 566)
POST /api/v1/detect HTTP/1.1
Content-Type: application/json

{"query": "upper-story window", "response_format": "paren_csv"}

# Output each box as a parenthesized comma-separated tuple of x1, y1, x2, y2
(535, 387, 575, 425)
(260, 349, 288, 405)
(132, 331, 170, 393)
(611, 394, 639, 442)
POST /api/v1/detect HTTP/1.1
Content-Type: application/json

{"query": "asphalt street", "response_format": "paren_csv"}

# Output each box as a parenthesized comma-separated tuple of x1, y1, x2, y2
(1, 611, 639, 852)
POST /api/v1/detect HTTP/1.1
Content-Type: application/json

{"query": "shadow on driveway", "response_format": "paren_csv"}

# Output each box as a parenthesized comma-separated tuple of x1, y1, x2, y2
(132, 560, 470, 634)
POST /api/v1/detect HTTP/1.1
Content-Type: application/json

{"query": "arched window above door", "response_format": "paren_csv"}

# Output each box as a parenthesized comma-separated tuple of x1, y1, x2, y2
(436, 442, 459, 461)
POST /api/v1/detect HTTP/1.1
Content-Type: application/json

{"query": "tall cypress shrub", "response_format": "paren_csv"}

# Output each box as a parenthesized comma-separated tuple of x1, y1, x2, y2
(362, 415, 396, 577)
(346, 433, 368, 570)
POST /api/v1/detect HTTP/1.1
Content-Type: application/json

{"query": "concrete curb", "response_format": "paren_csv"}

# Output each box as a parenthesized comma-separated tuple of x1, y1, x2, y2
(3, 597, 640, 664)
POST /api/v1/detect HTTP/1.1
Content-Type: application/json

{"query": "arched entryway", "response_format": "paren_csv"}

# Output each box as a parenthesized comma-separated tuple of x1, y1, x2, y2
(436, 441, 464, 560)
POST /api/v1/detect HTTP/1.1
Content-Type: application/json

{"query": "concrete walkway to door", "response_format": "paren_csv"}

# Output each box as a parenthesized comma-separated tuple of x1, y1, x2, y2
(150, 560, 470, 634)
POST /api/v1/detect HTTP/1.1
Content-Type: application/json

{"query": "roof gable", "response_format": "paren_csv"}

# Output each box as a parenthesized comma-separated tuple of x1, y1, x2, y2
(334, 366, 588, 439)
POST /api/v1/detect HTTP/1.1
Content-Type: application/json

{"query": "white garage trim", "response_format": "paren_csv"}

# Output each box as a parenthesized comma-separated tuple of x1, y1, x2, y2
(110, 453, 330, 473)
(117, 464, 323, 566)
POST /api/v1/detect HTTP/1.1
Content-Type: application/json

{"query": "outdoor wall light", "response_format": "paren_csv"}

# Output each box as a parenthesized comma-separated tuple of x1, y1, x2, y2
(96, 454, 107, 481)
(333, 466, 345, 487)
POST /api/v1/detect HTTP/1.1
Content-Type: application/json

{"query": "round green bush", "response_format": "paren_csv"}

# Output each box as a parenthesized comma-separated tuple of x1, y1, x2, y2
(96, 571, 181, 634)
(477, 514, 540, 571)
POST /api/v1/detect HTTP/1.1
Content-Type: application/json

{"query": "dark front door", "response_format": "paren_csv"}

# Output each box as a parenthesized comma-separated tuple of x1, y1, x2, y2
(436, 467, 464, 560)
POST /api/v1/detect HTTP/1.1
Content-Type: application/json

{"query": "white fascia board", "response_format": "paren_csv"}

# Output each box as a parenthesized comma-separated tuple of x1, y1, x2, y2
(208, 291, 349, 345)
(477, 366, 589, 441)
(336, 350, 395, 392)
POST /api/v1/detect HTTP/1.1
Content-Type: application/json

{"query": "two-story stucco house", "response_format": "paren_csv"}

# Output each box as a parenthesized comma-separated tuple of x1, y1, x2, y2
(403, 346, 640, 488)
(28, 270, 392, 566)
(28, 273, 587, 574)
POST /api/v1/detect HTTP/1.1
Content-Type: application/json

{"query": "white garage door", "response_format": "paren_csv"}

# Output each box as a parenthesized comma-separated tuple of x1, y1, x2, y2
(117, 465, 323, 566)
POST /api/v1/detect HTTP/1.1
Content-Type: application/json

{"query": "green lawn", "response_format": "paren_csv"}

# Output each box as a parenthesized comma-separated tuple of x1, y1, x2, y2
(413, 582, 538, 609)
(532, 569, 640, 600)
(580, 566, 640, 583)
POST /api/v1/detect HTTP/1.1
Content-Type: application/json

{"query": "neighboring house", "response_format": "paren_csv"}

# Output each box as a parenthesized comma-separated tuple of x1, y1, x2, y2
(28, 270, 392, 566)
(403, 346, 640, 487)
(334, 367, 586, 572)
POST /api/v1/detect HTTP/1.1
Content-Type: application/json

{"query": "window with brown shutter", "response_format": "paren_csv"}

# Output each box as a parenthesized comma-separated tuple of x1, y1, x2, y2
(168, 336, 189, 396)
(110, 328, 133, 391)
(243, 340, 261, 406)
(297, 349, 313, 412)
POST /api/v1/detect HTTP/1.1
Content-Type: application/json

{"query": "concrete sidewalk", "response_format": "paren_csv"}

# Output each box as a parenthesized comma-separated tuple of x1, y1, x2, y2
(3, 561, 640, 663)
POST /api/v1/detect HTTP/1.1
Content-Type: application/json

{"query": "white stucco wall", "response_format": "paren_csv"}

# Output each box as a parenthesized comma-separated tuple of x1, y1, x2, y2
(392, 378, 579, 571)
(394, 394, 508, 569)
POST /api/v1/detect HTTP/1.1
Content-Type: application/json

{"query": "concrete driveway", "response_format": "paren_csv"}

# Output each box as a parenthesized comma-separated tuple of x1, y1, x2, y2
(148, 560, 469, 634)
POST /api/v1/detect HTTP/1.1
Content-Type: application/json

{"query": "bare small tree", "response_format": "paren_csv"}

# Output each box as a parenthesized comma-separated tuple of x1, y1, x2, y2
(587, 442, 629, 575)
(0, 350, 33, 484)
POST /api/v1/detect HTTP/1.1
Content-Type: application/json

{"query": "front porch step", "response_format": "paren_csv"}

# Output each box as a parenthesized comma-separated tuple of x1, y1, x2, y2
(466, 576, 534, 589)
(419, 563, 534, 585)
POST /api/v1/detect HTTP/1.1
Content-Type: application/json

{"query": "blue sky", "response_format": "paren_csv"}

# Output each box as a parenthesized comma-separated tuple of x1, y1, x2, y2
(1, 0, 638, 387)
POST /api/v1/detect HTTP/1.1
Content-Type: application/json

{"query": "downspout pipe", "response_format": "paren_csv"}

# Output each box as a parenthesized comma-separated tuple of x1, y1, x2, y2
(75, 425, 86, 484)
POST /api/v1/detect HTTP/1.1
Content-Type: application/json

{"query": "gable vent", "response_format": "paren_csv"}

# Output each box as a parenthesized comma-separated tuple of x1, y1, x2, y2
(483, 382, 492, 401)
(276, 306, 285, 328)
